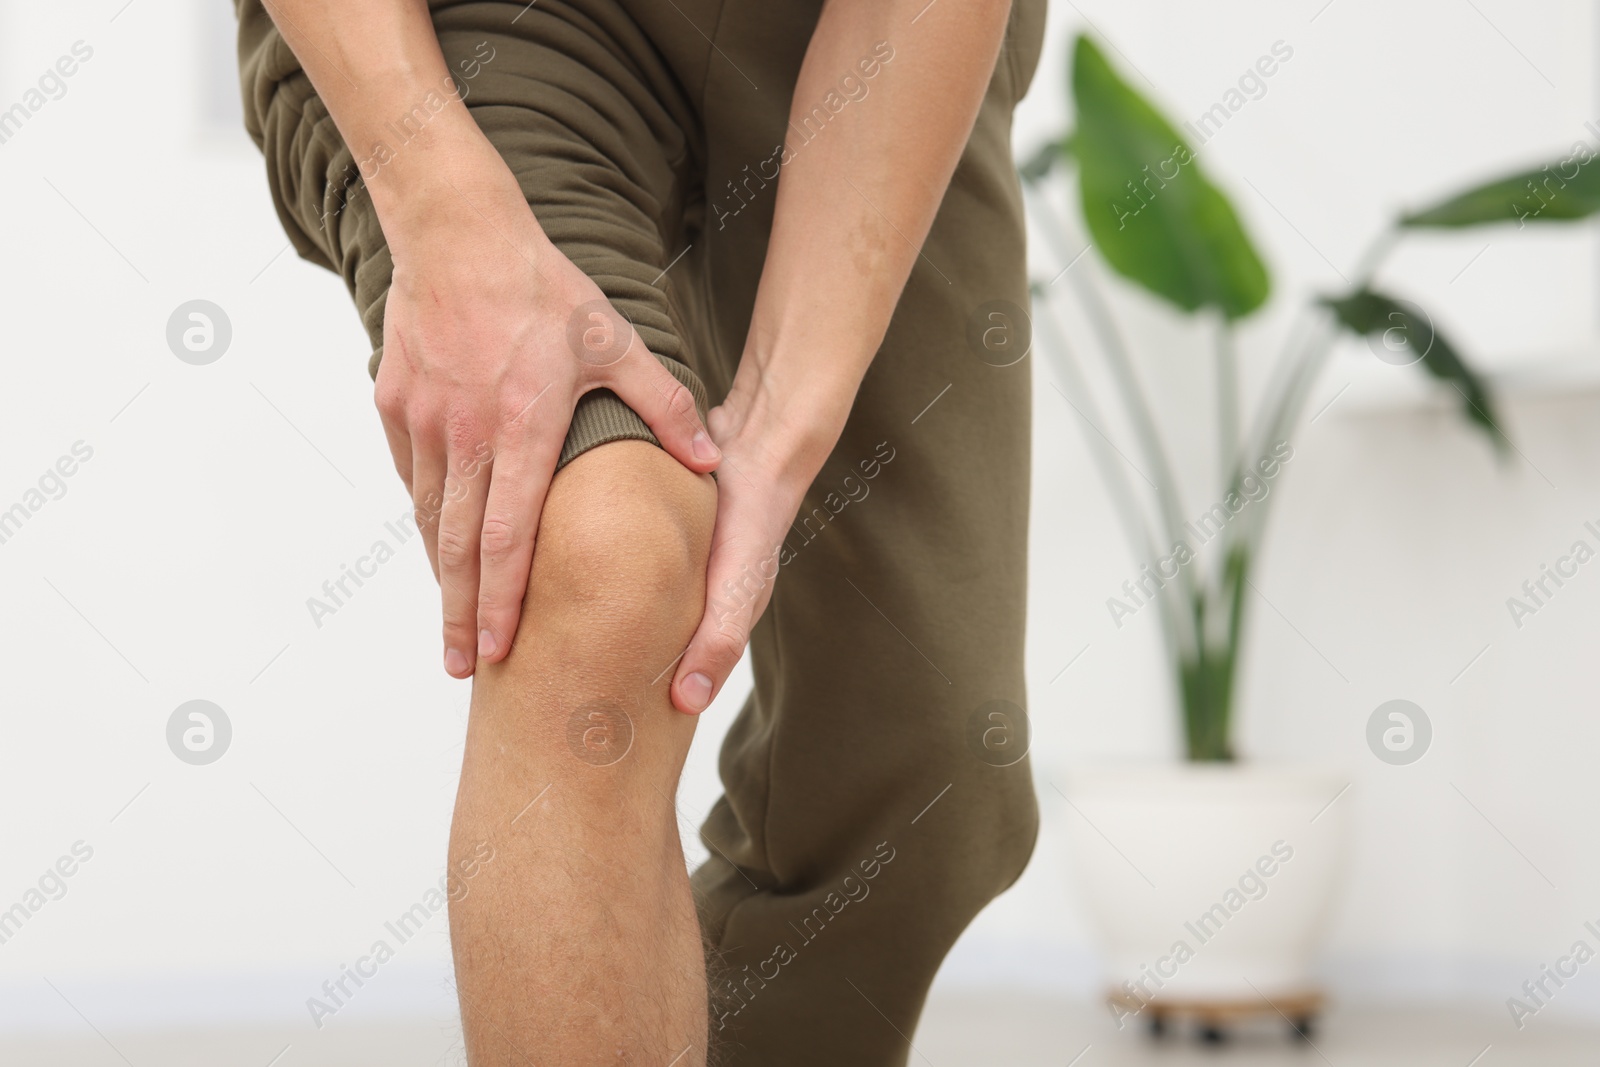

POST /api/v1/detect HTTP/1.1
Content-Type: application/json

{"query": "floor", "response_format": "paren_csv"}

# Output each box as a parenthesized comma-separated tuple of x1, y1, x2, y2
(915, 994, 1597, 1066)
(2, 995, 1593, 1065)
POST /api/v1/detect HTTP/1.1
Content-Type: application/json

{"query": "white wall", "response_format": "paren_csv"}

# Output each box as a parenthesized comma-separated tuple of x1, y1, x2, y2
(0, 0, 1597, 1039)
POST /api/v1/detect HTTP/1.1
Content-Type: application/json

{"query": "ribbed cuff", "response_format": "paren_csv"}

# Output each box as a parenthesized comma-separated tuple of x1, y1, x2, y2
(558, 355, 709, 470)
(364, 349, 708, 473)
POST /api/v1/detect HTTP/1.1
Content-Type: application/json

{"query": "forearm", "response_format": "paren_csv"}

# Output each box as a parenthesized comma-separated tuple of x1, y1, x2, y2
(730, 0, 1012, 476)
(258, 0, 521, 237)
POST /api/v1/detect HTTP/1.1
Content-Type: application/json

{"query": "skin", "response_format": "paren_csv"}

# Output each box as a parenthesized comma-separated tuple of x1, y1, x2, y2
(258, 0, 1010, 1059)
(449, 440, 716, 1062)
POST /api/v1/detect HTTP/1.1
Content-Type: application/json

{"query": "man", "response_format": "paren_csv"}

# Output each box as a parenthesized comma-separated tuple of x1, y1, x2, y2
(235, 0, 1045, 1062)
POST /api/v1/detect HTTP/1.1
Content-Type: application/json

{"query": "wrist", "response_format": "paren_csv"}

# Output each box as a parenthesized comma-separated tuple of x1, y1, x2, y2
(716, 355, 861, 493)
(363, 113, 535, 248)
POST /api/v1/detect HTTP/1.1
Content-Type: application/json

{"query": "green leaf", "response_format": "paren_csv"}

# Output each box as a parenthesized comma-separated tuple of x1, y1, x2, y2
(1071, 35, 1269, 320)
(1402, 149, 1600, 227)
(1320, 289, 1509, 454)
(1019, 133, 1074, 185)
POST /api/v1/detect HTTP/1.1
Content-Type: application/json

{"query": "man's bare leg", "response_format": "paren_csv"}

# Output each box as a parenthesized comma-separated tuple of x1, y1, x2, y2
(447, 440, 715, 1065)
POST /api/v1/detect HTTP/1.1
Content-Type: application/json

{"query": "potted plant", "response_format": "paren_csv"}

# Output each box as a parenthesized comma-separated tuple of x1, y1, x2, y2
(1027, 34, 1597, 1039)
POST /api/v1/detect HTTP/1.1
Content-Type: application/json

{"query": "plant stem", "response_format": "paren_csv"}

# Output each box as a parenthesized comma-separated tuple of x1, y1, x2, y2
(1024, 184, 1203, 668)
(1209, 318, 1242, 658)
(1033, 286, 1196, 662)
(1215, 317, 1239, 494)
(1246, 307, 1318, 463)
(1032, 286, 1164, 572)
(1023, 185, 1196, 593)
(1228, 225, 1400, 565)
(1182, 225, 1403, 761)
(1248, 226, 1399, 469)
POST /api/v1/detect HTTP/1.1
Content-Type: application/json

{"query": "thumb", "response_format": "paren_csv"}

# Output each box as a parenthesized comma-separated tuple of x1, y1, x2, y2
(601, 336, 722, 476)
(671, 538, 780, 714)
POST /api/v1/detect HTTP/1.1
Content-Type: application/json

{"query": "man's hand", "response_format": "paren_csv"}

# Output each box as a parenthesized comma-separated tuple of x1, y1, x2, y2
(375, 155, 721, 678)
(669, 375, 838, 714)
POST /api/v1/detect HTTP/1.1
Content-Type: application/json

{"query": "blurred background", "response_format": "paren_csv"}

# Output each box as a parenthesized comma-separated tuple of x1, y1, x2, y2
(2, 0, 1598, 1063)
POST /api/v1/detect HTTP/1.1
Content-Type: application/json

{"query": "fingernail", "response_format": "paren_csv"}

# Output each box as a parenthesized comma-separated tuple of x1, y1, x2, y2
(681, 671, 713, 712)
(691, 431, 720, 462)
(445, 647, 470, 676)
(478, 629, 497, 658)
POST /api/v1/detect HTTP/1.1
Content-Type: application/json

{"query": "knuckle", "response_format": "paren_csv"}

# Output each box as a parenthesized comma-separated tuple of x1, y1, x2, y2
(666, 382, 696, 420)
(441, 594, 476, 632)
(478, 515, 520, 564)
(435, 526, 476, 570)
(705, 625, 748, 667)
(496, 391, 540, 428)
(474, 587, 509, 620)
(407, 397, 445, 431)
(374, 383, 406, 420)
(444, 412, 486, 457)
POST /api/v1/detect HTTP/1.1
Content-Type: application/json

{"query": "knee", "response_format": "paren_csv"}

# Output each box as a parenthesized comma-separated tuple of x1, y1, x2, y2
(993, 773, 1042, 890)
(972, 771, 1040, 895)
(465, 441, 715, 793)
(525, 440, 716, 646)
(921, 767, 1039, 918)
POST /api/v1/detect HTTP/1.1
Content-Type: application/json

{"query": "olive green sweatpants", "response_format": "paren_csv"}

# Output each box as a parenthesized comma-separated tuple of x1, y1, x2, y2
(237, 1, 1046, 1062)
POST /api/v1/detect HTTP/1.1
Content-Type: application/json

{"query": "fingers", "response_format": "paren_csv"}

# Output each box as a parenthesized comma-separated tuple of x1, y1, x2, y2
(410, 433, 448, 585)
(435, 432, 494, 678)
(604, 349, 722, 475)
(378, 416, 415, 498)
(474, 429, 561, 666)
(671, 535, 780, 714)
(375, 362, 415, 495)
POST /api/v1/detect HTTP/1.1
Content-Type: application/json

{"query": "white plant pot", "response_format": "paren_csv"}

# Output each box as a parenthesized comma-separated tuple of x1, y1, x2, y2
(1060, 764, 1349, 1003)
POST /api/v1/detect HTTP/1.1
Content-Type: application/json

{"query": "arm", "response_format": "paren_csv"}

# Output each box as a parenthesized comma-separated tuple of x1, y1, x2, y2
(670, 0, 1012, 712)
(257, 0, 721, 677)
